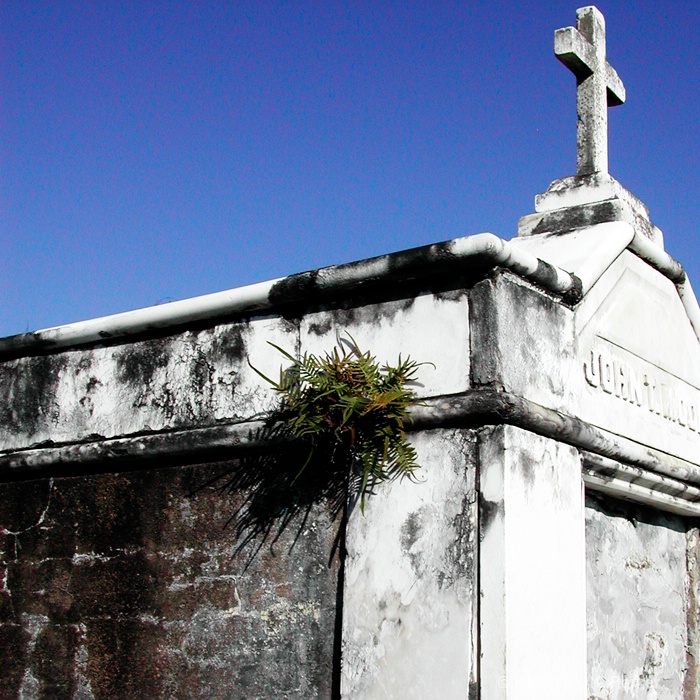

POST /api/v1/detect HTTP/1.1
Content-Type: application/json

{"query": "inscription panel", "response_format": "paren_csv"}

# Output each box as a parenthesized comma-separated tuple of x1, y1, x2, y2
(583, 342, 700, 435)
(572, 252, 700, 467)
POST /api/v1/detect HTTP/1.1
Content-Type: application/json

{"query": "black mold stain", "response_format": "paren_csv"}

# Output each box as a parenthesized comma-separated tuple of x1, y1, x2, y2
(268, 240, 493, 320)
(401, 511, 421, 554)
(328, 306, 359, 327)
(433, 289, 468, 303)
(0, 331, 60, 361)
(0, 354, 68, 437)
(469, 279, 503, 390)
(519, 451, 536, 489)
(268, 270, 319, 308)
(528, 200, 621, 236)
(448, 493, 476, 585)
(585, 491, 686, 532)
(386, 240, 454, 276)
(115, 337, 171, 389)
(85, 376, 101, 393)
(479, 493, 503, 541)
(209, 324, 248, 366)
(306, 316, 333, 337)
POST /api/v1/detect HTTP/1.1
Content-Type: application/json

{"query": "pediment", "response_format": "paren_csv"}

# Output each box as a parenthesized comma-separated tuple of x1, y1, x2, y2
(573, 250, 700, 466)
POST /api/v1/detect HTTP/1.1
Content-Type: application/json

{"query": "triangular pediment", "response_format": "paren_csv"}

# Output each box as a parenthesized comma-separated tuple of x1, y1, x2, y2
(573, 250, 700, 465)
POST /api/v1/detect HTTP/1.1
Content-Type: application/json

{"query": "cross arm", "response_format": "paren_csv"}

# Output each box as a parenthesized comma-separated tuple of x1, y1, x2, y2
(605, 64, 625, 106)
(554, 26, 595, 79)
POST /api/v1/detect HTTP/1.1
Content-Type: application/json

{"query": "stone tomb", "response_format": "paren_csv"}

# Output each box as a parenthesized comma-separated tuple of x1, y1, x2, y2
(1, 6, 699, 699)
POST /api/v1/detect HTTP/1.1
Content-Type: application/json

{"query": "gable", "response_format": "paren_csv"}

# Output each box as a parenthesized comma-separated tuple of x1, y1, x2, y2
(573, 250, 700, 466)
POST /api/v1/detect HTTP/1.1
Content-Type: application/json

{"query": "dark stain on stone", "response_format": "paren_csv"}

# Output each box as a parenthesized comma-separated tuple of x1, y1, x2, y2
(401, 511, 421, 554)
(447, 492, 477, 585)
(85, 618, 163, 699)
(85, 376, 101, 393)
(8, 558, 76, 623)
(72, 552, 160, 619)
(0, 623, 30, 697)
(210, 324, 247, 365)
(519, 451, 536, 489)
(115, 337, 171, 389)
(188, 350, 213, 405)
(469, 279, 502, 389)
(401, 509, 426, 576)
(268, 269, 320, 308)
(585, 491, 686, 532)
(0, 331, 61, 362)
(0, 354, 67, 437)
(307, 316, 334, 337)
(328, 306, 359, 327)
(31, 623, 80, 699)
(528, 199, 622, 237)
(479, 493, 503, 541)
(0, 477, 52, 534)
(71, 472, 167, 556)
(0, 460, 342, 697)
(433, 289, 467, 303)
(386, 240, 454, 276)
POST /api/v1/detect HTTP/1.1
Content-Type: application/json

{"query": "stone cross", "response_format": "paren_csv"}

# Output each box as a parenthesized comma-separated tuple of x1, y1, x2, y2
(555, 6, 625, 176)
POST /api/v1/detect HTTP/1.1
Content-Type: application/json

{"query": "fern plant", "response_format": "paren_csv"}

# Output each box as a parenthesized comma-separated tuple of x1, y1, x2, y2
(251, 336, 429, 512)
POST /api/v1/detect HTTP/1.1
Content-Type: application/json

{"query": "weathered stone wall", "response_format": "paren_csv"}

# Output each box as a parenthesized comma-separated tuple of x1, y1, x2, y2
(0, 290, 469, 457)
(342, 429, 478, 698)
(0, 460, 341, 699)
(586, 493, 692, 699)
(0, 286, 478, 698)
(3, 244, 700, 697)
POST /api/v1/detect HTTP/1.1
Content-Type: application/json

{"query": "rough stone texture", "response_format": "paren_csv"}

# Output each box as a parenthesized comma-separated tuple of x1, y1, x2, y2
(554, 6, 625, 176)
(0, 316, 298, 452)
(340, 429, 478, 699)
(686, 527, 700, 699)
(469, 272, 575, 412)
(0, 461, 341, 699)
(586, 493, 688, 699)
(0, 290, 469, 458)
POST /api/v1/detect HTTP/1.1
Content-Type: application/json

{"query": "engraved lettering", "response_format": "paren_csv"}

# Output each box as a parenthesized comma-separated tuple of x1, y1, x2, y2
(689, 402, 699, 432)
(600, 357, 615, 394)
(615, 362, 628, 400)
(584, 350, 600, 387)
(628, 367, 644, 407)
(582, 346, 700, 435)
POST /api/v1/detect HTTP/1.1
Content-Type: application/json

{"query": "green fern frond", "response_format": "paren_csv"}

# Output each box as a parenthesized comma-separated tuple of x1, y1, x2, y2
(253, 335, 430, 513)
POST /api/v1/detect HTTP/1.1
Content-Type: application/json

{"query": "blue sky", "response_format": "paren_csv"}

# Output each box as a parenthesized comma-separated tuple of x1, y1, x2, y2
(2, 1, 698, 337)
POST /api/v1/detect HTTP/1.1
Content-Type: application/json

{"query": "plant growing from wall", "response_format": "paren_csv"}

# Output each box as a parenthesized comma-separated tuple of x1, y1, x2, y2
(251, 336, 430, 512)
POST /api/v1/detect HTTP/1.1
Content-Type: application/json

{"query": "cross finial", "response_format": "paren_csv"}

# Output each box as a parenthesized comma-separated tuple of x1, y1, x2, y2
(555, 6, 625, 175)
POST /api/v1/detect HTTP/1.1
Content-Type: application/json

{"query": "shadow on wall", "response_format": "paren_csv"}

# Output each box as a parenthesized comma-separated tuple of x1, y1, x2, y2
(197, 421, 355, 568)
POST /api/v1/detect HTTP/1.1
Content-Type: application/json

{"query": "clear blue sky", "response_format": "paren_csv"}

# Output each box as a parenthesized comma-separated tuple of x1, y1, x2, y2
(2, 1, 698, 337)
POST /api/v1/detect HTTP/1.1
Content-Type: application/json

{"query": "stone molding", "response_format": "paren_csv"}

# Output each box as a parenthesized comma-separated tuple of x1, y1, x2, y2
(0, 234, 579, 361)
(519, 173, 664, 246)
(3, 389, 699, 517)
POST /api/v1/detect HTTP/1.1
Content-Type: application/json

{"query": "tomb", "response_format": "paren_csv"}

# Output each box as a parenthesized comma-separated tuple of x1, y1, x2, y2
(1, 6, 698, 698)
